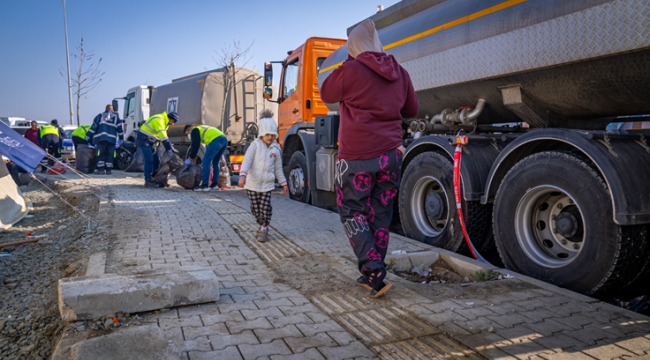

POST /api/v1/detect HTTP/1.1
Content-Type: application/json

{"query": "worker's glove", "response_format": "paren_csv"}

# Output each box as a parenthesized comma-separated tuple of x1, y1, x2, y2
(184, 159, 191, 165)
(115, 143, 120, 149)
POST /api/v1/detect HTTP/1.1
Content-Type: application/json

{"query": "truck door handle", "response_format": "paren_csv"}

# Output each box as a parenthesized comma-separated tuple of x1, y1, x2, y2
(292, 109, 299, 114)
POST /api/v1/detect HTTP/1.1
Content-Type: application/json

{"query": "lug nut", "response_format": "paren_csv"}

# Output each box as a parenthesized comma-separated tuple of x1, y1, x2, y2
(551, 215, 557, 220)
(568, 199, 574, 204)
(553, 228, 558, 234)
(573, 244, 580, 250)
(557, 203, 563, 209)
(561, 239, 568, 245)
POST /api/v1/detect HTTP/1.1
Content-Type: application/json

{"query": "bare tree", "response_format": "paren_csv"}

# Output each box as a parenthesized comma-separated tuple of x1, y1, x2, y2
(211, 40, 254, 133)
(60, 37, 105, 126)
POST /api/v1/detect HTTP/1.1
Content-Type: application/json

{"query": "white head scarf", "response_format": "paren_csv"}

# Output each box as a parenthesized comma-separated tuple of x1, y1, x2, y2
(347, 19, 384, 58)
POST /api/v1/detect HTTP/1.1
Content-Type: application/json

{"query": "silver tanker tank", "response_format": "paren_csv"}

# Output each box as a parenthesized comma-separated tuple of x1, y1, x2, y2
(318, 0, 650, 129)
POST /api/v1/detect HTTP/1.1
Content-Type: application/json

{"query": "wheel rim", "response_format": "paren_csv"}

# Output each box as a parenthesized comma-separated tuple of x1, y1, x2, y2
(411, 176, 449, 237)
(515, 185, 585, 268)
(289, 166, 304, 198)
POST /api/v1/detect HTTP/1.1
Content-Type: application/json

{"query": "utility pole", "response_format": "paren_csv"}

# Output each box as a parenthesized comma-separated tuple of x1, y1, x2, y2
(62, 0, 74, 126)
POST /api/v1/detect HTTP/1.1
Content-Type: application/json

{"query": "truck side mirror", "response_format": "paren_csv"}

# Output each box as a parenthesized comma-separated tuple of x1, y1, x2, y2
(264, 62, 273, 87)
(264, 87, 273, 100)
(112, 99, 119, 112)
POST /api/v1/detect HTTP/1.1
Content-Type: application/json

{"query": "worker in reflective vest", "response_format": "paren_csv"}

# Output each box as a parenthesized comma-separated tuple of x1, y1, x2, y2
(183, 125, 228, 191)
(37, 125, 60, 173)
(135, 111, 179, 188)
(71, 124, 91, 150)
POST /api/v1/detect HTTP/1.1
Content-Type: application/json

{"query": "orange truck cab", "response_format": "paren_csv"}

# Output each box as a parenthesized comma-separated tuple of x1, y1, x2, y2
(263, 37, 345, 206)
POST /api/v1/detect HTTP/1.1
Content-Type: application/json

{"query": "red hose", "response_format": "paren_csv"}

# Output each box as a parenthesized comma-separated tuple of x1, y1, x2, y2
(453, 137, 489, 264)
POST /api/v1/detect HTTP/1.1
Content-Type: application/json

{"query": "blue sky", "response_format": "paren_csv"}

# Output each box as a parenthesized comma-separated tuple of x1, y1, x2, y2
(0, 0, 398, 126)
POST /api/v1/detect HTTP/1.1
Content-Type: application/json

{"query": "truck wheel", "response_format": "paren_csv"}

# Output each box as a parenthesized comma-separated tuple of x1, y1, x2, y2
(493, 151, 647, 295)
(288, 151, 310, 203)
(399, 152, 492, 252)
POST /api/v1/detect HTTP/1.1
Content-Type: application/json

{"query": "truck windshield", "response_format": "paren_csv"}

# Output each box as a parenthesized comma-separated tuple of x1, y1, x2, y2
(283, 59, 299, 99)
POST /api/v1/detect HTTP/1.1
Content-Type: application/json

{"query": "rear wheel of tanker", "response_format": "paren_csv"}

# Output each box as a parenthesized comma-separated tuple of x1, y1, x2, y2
(399, 151, 492, 252)
(493, 151, 647, 296)
(288, 151, 310, 203)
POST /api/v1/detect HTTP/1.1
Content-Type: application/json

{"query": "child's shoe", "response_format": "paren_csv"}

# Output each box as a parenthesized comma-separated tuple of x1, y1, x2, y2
(256, 226, 268, 242)
(356, 276, 372, 291)
(370, 282, 393, 298)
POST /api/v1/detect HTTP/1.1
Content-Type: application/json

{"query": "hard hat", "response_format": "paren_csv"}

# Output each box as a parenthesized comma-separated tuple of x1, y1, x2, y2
(258, 117, 278, 138)
(168, 112, 179, 122)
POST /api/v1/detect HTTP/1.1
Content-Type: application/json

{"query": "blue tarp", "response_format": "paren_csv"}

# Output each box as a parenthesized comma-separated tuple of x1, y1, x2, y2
(0, 121, 46, 173)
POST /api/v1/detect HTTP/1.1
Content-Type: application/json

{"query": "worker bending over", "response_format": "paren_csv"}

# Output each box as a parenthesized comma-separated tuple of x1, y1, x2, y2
(37, 124, 61, 173)
(183, 124, 228, 191)
(88, 105, 124, 175)
(136, 111, 179, 188)
(71, 124, 92, 150)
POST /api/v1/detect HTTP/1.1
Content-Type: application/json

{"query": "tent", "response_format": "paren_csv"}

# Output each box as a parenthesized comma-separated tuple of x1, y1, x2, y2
(0, 160, 28, 232)
(0, 121, 45, 231)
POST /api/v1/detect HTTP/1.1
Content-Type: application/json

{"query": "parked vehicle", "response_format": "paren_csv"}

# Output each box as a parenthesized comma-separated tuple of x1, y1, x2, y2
(266, 0, 650, 296)
(115, 67, 277, 174)
(3, 118, 47, 136)
(60, 125, 77, 161)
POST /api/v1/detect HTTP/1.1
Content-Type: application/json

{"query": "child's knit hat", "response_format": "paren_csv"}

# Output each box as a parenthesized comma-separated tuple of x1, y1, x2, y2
(258, 109, 278, 138)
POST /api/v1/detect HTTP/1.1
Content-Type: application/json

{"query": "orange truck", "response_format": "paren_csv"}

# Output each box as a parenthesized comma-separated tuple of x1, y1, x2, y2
(263, 37, 345, 205)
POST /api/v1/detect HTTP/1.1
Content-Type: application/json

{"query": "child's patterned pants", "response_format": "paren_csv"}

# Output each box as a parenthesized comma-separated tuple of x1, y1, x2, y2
(247, 190, 273, 227)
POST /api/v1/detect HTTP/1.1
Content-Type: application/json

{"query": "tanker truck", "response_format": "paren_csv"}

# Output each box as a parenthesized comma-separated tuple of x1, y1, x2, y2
(265, 0, 650, 296)
(115, 67, 277, 173)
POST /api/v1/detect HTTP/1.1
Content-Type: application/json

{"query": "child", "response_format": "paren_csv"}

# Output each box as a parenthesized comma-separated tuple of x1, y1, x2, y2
(238, 110, 288, 242)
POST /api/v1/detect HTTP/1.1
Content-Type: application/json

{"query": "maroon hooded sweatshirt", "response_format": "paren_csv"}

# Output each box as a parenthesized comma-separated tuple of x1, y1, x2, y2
(321, 52, 418, 160)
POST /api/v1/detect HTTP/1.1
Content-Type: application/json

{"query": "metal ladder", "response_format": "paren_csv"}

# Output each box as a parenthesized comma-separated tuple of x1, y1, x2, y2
(241, 74, 258, 128)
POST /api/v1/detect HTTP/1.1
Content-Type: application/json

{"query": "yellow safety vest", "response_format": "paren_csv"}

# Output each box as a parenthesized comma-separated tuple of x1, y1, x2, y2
(39, 125, 59, 137)
(140, 112, 170, 141)
(72, 125, 91, 138)
(192, 125, 224, 145)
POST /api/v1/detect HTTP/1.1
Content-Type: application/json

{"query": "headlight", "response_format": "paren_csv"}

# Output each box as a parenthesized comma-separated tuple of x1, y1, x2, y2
(65, 146, 73, 151)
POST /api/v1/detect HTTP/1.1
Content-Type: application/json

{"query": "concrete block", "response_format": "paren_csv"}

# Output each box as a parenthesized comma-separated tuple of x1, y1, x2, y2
(439, 251, 498, 279)
(85, 252, 106, 276)
(406, 251, 440, 268)
(58, 268, 219, 321)
(70, 325, 180, 360)
(384, 253, 412, 272)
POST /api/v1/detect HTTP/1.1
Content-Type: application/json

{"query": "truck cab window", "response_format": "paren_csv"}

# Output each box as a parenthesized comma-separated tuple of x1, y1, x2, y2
(283, 58, 299, 99)
(126, 93, 136, 118)
(316, 58, 326, 73)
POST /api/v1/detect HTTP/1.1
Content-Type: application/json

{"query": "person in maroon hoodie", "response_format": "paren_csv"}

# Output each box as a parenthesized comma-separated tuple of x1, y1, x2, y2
(322, 19, 419, 298)
(24, 121, 40, 146)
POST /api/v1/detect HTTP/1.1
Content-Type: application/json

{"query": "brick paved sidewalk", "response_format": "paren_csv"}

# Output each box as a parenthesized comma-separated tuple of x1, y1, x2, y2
(91, 176, 649, 360)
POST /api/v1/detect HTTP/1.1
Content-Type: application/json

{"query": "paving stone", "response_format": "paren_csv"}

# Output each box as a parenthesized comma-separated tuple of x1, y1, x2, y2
(551, 315, 594, 330)
(241, 307, 284, 320)
(439, 321, 473, 336)
(615, 336, 650, 355)
(419, 310, 468, 325)
(536, 350, 596, 360)
(524, 319, 573, 337)
(488, 302, 529, 315)
(177, 303, 221, 317)
(254, 299, 295, 309)
(279, 304, 321, 315)
(269, 314, 314, 328)
(270, 348, 326, 360)
(232, 293, 270, 303)
(208, 330, 260, 350)
(327, 331, 357, 346)
(285, 333, 337, 353)
(318, 341, 375, 360)
(306, 312, 334, 323)
(183, 323, 229, 340)
(176, 337, 212, 352)
(70, 325, 180, 360)
(218, 301, 259, 314)
(532, 333, 588, 351)
(486, 313, 532, 328)
(582, 343, 637, 359)
(201, 312, 245, 326)
(452, 306, 496, 320)
(188, 346, 243, 360)
(159, 317, 203, 330)
(227, 317, 274, 334)
(560, 326, 617, 346)
(238, 339, 292, 360)
(421, 300, 467, 313)
(296, 320, 345, 337)
(454, 317, 504, 334)
(255, 325, 304, 343)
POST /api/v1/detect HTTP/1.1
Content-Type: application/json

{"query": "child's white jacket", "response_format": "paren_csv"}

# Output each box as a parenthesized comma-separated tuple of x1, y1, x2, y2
(239, 138, 287, 192)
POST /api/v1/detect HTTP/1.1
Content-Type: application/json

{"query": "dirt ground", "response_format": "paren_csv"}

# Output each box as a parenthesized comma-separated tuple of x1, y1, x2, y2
(0, 180, 106, 360)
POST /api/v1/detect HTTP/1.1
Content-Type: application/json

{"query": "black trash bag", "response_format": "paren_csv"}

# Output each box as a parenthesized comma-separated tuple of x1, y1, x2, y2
(152, 151, 183, 187)
(75, 145, 96, 174)
(114, 141, 136, 170)
(612, 295, 650, 315)
(174, 164, 202, 190)
(124, 147, 145, 173)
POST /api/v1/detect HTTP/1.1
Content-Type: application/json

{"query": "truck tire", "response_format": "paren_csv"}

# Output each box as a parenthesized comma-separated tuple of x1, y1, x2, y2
(399, 151, 492, 252)
(288, 151, 310, 203)
(493, 151, 648, 295)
